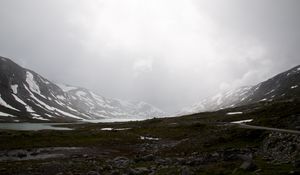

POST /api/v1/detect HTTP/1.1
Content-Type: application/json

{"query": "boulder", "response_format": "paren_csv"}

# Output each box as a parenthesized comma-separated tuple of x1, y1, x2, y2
(240, 160, 257, 171)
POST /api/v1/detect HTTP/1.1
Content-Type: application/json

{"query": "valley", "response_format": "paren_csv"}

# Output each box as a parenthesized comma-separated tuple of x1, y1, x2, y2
(0, 57, 299, 174)
(0, 99, 299, 175)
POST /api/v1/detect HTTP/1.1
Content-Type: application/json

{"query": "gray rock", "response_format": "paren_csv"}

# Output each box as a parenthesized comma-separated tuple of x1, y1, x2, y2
(113, 156, 130, 168)
(127, 168, 138, 175)
(155, 158, 166, 165)
(142, 154, 155, 161)
(211, 152, 219, 157)
(135, 167, 150, 174)
(128, 167, 150, 175)
(175, 158, 186, 165)
(240, 160, 257, 171)
(181, 166, 191, 175)
(16, 151, 27, 158)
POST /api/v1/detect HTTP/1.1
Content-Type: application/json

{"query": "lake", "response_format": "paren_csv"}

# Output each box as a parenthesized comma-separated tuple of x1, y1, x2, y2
(0, 118, 147, 131)
(82, 118, 146, 123)
(0, 123, 73, 131)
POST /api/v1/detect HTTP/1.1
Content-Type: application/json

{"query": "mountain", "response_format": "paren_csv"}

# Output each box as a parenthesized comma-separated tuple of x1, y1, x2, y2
(180, 65, 300, 115)
(0, 56, 165, 122)
(56, 84, 164, 119)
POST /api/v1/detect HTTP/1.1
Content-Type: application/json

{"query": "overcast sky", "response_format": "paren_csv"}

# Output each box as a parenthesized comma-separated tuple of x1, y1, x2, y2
(0, 0, 299, 113)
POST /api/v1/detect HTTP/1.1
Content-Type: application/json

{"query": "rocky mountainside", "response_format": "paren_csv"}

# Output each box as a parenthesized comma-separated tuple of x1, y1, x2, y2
(0, 56, 164, 122)
(180, 65, 300, 115)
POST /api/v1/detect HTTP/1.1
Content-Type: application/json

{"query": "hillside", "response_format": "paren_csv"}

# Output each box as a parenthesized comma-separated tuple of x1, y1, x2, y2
(0, 56, 165, 122)
(180, 65, 300, 115)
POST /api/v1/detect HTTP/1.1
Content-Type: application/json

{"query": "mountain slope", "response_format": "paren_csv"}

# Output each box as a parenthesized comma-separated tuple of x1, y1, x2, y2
(57, 84, 164, 119)
(0, 56, 164, 122)
(180, 65, 300, 115)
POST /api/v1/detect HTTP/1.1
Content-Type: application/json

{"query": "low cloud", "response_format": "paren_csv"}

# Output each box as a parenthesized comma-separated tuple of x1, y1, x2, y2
(0, 0, 299, 113)
(133, 58, 153, 77)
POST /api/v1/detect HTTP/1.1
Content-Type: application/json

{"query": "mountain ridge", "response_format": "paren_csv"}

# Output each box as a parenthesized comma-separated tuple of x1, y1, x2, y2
(179, 64, 300, 115)
(0, 56, 165, 122)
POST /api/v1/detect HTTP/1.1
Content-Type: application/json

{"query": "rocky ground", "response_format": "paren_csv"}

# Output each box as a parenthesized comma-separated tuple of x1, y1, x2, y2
(0, 100, 300, 175)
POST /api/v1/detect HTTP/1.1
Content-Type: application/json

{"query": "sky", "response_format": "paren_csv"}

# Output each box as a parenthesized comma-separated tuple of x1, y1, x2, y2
(0, 0, 299, 113)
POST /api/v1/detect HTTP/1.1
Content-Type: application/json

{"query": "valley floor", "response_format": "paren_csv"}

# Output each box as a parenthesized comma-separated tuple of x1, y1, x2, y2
(0, 100, 300, 175)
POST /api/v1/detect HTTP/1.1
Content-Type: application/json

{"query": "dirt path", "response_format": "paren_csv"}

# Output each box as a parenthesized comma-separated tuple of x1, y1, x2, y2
(238, 123, 300, 134)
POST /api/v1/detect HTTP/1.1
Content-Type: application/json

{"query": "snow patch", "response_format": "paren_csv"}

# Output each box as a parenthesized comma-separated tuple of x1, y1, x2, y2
(25, 106, 35, 113)
(212, 93, 223, 105)
(101, 128, 131, 131)
(0, 94, 20, 111)
(140, 136, 160, 141)
(24, 85, 55, 111)
(260, 98, 267, 101)
(76, 91, 87, 97)
(12, 94, 35, 113)
(66, 106, 78, 112)
(291, 85, 298, 89)
(254, 84, 261, 91)
(55, 100, 65, 106)
(0, 111, 15, 117)
(115, 128, 131, 131)
(26, 71, 41, 94)
(45, 114, 54, 118)
(11, 84, 18, 94)
(32, 116, 49, 121)
(55, 109, 82, 120)
(91, 92, 105, 104)
(12, 94, 26, 105)
(265, 89, 275, 95)
(56, 95, 66, 100)
(226, 112, 243, 115)
(101, 128, 113, 131)
(24, 85, 81, 119)
(231, 119, 253, 124)
(56, 83, 78, 92)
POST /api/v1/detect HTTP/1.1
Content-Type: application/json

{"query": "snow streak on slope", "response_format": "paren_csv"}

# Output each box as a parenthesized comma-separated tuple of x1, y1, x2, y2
(179, 65, 300, 115)
(56, 83, 78, 92)
(26, 71, 41, 95)
(0, 94, 20, 111)
(0, 56, 165, 122)
(0, 111, 15, 117)
(11, 85, 18, 94)
(12, 94, 35, 113)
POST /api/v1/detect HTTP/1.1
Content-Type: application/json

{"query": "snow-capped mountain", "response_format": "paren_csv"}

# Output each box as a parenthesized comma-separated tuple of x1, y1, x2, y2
(56, 84, 164, 119)
(179, 65, 300, 115)
(0, 56, 164, 122)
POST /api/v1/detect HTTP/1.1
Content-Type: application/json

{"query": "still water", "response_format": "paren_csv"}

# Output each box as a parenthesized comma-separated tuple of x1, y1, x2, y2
(0, 118, 146, 131)
(0, 123, 72, 131)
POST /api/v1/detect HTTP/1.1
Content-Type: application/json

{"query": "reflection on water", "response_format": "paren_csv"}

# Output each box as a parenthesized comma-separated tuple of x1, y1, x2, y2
(0, 123, 72, 131)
